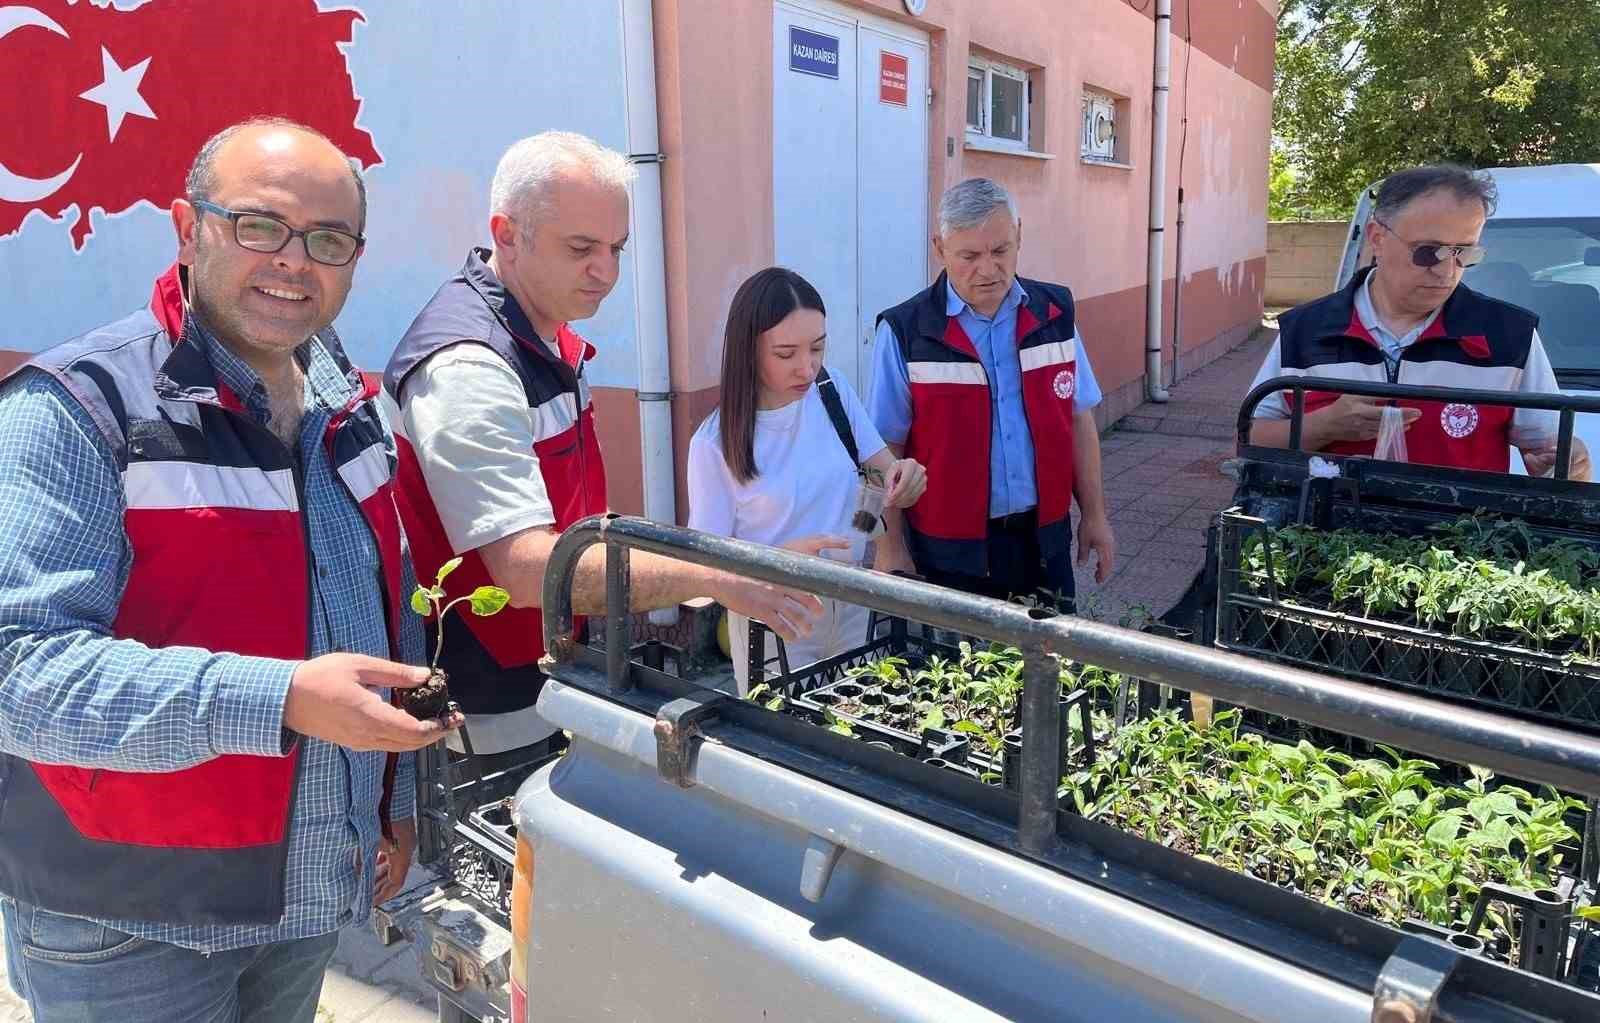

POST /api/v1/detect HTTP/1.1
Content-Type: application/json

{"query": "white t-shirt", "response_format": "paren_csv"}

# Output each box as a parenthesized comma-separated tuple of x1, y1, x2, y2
(688, 374, 889, 692)
(392, 341, 564, 752)
(396, 343, 558, 553)
(687, 374, 888, 551)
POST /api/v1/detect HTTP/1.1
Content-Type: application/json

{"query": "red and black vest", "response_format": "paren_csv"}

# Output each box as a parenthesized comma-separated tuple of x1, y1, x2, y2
(384, 248, 608, 716)
(0, 265, 409, 925)
(876, 273, 1078, 579)
(1275, 266, 1539, 472)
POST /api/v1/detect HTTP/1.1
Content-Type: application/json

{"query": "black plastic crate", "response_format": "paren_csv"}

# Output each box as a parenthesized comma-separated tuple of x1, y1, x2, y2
(1215, 508, 1600, 731)
(753, 616, 1100, 777)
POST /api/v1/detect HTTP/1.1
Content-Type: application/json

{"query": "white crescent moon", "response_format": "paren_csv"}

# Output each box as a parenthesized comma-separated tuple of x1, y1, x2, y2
(0, 6, 84, 204)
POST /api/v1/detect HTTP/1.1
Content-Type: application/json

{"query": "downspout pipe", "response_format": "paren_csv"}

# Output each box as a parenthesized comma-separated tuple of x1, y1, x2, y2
(621, 0, 679, 625)
(1144, 0, 1172, 403)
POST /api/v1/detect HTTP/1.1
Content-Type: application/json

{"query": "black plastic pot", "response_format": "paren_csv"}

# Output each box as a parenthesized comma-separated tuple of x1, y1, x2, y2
(999, 730, 1024, 793)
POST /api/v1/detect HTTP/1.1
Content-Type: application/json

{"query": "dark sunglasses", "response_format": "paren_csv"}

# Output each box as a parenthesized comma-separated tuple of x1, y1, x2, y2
(1373, 215, 1486, 269)
(192, 200, 364, 267)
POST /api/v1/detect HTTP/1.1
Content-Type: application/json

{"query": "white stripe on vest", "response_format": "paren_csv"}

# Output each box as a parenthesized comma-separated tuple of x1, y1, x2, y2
(1019, 338, 1076, 373)
(123, 461, 299, 513)
(336, 442, 391, 504)
(908, 361, 989, 386)
(1277, 360, 1521, 393)
(530, 392, 580, 442)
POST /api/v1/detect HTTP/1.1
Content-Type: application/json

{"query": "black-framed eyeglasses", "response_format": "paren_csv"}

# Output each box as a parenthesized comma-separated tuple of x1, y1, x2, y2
(192, 200, 364, 267)
(1373, 214, 1486, 269)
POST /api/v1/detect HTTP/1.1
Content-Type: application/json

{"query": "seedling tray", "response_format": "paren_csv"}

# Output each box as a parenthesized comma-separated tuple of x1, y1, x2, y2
(1215, 508, 1600, 731)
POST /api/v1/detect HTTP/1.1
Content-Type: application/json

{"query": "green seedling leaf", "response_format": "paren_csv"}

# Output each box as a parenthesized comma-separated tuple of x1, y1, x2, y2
(1425, 814, 1462, 848)
(435, 556, 464, 585)
(410, 586, 432, 616)
(468, 586, 511, 616)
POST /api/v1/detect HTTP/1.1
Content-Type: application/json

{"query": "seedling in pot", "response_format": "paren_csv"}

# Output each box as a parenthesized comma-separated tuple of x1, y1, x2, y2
(404, 557, 511, 720)
(851, 466, 888, 534)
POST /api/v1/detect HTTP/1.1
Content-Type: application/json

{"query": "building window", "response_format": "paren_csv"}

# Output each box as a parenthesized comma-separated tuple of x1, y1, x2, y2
(1081, 86, 1130, 166)
(966, 55, 1032, 150)
(966, 67, 984, 132)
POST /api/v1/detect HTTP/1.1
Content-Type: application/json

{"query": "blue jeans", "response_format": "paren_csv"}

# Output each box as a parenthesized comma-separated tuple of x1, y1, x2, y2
(1, 898, 338, 1023)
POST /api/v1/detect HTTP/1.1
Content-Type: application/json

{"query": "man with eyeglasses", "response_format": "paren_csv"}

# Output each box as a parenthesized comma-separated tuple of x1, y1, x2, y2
(0, 117, 453, 1021)
(1249, 163, 1591, 480)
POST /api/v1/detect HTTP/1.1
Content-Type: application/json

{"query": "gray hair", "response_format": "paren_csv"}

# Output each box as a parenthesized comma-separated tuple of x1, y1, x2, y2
(1374, 163, 1497, 221)
(185, 116, 368, 234)
(490, 132, 637, 237)
(938, 177, 1019, 236)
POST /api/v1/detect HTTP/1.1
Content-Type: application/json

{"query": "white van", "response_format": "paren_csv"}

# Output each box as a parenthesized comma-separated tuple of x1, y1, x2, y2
(1337, 164, 1600, 472)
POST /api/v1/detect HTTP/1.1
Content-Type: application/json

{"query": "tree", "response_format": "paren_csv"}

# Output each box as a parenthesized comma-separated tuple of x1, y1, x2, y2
(1273, 0, 1600, 219)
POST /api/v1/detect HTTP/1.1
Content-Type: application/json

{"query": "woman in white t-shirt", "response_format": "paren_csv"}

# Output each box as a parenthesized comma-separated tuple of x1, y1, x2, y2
(688, 267, 928, 693)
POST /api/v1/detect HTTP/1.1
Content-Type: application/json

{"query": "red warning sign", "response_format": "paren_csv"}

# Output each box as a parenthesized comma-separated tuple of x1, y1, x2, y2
(879, 51, 909, 107)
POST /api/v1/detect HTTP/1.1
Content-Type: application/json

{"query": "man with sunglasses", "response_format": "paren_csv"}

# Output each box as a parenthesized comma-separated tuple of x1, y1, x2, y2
(0, 118, 453, 1021)
(1250, 163, 1590, 480)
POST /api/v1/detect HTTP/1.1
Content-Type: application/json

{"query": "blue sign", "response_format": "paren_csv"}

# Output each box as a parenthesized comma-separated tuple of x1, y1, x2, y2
(788, 26, 840, 80)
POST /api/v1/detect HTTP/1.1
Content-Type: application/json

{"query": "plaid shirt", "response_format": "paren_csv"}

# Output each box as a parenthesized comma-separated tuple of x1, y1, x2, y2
(0, 316, 422, 952)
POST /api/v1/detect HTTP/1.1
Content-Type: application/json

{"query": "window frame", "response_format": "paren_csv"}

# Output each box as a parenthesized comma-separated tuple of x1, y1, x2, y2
(966, 55, 1031, 152)
(1081, 88, 1118, 163)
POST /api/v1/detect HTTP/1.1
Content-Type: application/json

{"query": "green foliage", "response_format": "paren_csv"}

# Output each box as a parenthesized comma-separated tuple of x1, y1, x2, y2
(411, 562, 512, 672)
(1240, 516, 1600, 656)
(744, 623, 1591, 951)
(1273, 0, 1600, 217)
(1066, 709, 1583, 945)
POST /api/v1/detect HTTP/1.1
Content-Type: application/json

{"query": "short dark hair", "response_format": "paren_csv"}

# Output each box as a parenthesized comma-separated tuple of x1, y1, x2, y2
(717, 267, 826, 484)
(1374, 163, 1497, 222)
(185, 116, 368, 233)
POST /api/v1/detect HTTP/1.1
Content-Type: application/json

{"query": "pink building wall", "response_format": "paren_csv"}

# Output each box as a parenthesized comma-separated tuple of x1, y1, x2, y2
(631, 0, 1273, 520)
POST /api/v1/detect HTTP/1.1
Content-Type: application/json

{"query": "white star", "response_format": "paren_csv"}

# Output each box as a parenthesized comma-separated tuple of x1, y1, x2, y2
(78, 47, 157, 143)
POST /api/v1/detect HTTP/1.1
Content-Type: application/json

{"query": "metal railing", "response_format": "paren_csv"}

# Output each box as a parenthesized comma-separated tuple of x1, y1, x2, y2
(541, 515, 1600, 855)
(1238, 374, 1600, 480)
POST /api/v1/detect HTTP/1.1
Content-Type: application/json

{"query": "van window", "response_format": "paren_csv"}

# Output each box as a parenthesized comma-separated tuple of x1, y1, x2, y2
(1463, 218, 1600, 376)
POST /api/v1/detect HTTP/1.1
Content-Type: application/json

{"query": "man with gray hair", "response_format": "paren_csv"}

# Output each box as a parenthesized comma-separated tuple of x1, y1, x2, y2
(867, 176, 1116, 610)
(384, 132, 824, 753)
(1250, 162, 1590, 479)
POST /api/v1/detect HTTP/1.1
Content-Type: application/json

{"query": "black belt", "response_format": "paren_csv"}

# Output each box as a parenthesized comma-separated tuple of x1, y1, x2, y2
(989, 509, 1037, 533)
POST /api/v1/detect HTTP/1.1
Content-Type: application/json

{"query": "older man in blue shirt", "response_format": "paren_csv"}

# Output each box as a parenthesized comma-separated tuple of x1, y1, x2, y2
(868, 178, 1115, 609)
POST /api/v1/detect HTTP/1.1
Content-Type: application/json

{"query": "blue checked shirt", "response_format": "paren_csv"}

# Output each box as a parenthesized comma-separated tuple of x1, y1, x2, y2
(0, 317, 422, 952)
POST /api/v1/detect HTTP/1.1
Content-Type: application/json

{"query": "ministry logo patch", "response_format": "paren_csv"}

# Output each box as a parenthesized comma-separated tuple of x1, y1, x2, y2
(1053, 369, 1075, 401)
(1441, 403, 1480, 439)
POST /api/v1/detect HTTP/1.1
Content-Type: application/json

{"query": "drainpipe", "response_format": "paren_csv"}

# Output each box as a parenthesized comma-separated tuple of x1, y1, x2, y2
(621, 0, 678, 626)
(1143, 0, 1172, 403)
(1172, 185, 1185, 382)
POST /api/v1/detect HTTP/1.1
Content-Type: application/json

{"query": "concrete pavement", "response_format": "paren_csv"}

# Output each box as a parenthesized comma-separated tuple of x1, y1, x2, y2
(1071, 323, 1274, 621)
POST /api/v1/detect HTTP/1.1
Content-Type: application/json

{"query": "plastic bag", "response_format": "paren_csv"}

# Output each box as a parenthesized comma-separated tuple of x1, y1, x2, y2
(1373, 404, 1409, 462)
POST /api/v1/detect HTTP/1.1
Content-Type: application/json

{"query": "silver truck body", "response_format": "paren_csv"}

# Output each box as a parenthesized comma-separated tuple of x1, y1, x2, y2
(518, 679, 1368, 1022)
(508, 516, 1600, 1023)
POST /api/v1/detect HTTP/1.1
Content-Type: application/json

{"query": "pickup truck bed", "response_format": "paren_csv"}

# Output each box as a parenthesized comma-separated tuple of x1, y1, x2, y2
(506, 515, 1600, 1023)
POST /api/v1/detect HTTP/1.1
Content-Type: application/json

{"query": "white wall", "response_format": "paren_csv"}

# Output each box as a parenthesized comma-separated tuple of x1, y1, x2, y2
(0, 0, 643, 387)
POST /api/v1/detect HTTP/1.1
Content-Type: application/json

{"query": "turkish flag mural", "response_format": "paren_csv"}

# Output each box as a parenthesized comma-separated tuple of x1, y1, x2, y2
(0, 1, 380, 249)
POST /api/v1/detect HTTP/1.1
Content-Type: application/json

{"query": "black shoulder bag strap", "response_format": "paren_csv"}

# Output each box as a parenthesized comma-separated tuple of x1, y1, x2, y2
(814, 366, 861, 470)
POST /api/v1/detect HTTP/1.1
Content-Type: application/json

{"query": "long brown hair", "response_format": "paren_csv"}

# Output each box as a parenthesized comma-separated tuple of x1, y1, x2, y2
(718, 267, 826, 483)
